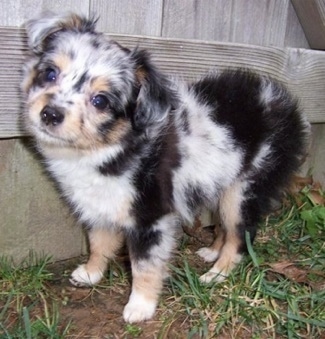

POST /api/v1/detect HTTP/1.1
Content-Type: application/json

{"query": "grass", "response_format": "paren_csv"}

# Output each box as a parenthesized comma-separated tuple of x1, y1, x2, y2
(0, 252, 70, 338)
(167, 253, 325, 338)
(164, 183, 325, 338)
(0, 181, 324, 338)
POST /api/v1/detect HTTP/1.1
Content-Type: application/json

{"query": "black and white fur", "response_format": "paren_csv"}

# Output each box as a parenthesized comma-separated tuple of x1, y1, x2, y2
(22, 13, 310, 323)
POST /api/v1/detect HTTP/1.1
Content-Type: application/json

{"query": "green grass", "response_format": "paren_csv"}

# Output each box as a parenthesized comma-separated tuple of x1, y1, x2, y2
(164, 185, 325, 338)
(124, 323, 143, 337)
(0, 252, 70, 338)
(0, 184, 324, 338)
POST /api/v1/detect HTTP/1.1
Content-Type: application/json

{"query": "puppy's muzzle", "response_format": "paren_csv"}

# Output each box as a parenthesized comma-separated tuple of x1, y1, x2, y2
(41, 106, 64, 126)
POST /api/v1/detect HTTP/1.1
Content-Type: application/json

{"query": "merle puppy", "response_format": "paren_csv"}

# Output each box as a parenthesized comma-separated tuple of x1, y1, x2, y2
(22, 12, 310, 322)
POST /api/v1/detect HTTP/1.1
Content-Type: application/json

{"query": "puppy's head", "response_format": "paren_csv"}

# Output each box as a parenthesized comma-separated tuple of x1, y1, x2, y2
(23, 12, 173, 150)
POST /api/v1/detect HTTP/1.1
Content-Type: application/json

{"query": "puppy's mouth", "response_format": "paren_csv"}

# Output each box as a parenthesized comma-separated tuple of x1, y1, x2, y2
(38, 125, 71, 143)
(31, 105, 74, 144)
(30, 123, 73, 146)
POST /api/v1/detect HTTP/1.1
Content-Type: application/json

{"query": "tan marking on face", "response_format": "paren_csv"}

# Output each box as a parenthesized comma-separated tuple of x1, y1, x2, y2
(73, 115, 132, 150)
(26, 90, 58, 126)
(28, 93, 51, 115)
(53, 53, 72, 73)
(84, 228, 124, 276)
(25, 64, 132, 150)
(90, 76, 110, 94)
(106, 119, 131, 144)
(22, 67, 38, 94)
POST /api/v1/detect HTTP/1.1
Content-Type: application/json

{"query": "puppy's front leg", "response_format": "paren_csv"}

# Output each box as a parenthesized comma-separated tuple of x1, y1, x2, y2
(70, 227, 124, 286)
(123, 261, 165, 323)
(123, 216, 177, 323)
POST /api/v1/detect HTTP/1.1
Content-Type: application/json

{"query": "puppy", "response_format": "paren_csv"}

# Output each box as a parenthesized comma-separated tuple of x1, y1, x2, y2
(22, 12, 310, 323)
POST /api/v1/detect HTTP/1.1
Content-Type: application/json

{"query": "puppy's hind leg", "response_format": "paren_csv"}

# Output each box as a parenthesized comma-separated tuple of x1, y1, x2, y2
(199, 180, 252, 283)
(70, 227, 124, 287)
(197, 223, 225, 263)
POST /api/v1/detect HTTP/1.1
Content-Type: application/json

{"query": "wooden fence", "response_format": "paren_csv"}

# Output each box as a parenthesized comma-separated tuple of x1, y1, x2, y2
(0, 0, 324, 262)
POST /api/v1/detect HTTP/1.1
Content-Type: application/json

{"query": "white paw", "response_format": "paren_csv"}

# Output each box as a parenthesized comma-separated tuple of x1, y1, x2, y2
(123, 291, 157, 323)
(199, 254, 242, 284)
(196, 247, 219, 262)
(69, 264, 103, 287)
(199, 269, 227, 284)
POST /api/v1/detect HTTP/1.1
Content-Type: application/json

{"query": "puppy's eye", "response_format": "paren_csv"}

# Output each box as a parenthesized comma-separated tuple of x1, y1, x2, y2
(91, 95, 109, 110)
(44, 67, 57, 82)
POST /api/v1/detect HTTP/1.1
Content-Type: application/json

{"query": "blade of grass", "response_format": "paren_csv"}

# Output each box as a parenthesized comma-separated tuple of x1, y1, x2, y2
(22, 307, 32, 339)
(245, 231, 259, 267)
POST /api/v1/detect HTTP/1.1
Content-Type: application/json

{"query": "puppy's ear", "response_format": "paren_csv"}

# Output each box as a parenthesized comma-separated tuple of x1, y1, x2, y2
(25, 12, 97, 54)
(131, 50, 174, 133)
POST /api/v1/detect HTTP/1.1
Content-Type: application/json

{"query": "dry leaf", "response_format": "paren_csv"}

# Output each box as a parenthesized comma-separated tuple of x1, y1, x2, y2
(269, 261, 309, 283)
(268, 261, 325, 291)
(308, 189, 325, 205)
(289, 175, 313, 194)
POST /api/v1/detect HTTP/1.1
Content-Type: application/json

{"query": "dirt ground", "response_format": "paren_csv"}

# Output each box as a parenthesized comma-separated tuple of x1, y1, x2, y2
(49, 258, 167, 338)
(46, 226, 221, 339)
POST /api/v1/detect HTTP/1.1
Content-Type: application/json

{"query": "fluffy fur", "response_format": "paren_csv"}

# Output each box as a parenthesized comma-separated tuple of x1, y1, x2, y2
(22, 12, 310, 323)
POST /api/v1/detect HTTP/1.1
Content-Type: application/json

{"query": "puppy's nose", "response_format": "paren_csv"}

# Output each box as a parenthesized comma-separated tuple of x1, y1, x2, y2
(40, 106, 64, 126)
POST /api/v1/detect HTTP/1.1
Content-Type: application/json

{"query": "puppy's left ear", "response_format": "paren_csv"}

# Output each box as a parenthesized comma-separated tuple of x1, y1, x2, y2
(131, 49, 174, 133)
(25, 12, 97, 54)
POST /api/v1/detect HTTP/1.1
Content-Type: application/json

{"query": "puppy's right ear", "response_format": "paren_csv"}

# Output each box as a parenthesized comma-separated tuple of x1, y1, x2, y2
(25, 12, 97, 54)
(130, 49, 175, 134)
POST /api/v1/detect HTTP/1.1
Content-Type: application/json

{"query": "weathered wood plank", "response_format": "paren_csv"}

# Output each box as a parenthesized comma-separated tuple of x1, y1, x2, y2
(161, 0, 309, 48)
(90, 0, 163, 36)
(161, 0, 232, 41)
(291, 0, 325, 50)
(284, 1, 309, 48)
(0, 0, 90, 26)
(0, 28, 26, 137)
(114, 35, 325, 124)
(0, 139, 87, 262)
(229, 0, 290, 47)
(306, 124, 325, 185)
(1, 28, 325, 137)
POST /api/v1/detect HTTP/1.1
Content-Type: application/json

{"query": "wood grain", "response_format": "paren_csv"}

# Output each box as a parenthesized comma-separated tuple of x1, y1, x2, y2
(90, 0, 163, 36)
(161, 0, 232, 41)
(161, 0, 310, 48)
(0, 139, 86, 262)
(0, 0, 89, 26)
(291, 0, 325, 50)
(1, 28, 324, 137)
(308, 124, 325, 184)
(284, 1, 309, 48)
(115, 35, 325, 124)
(230, 0, 290, 46)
